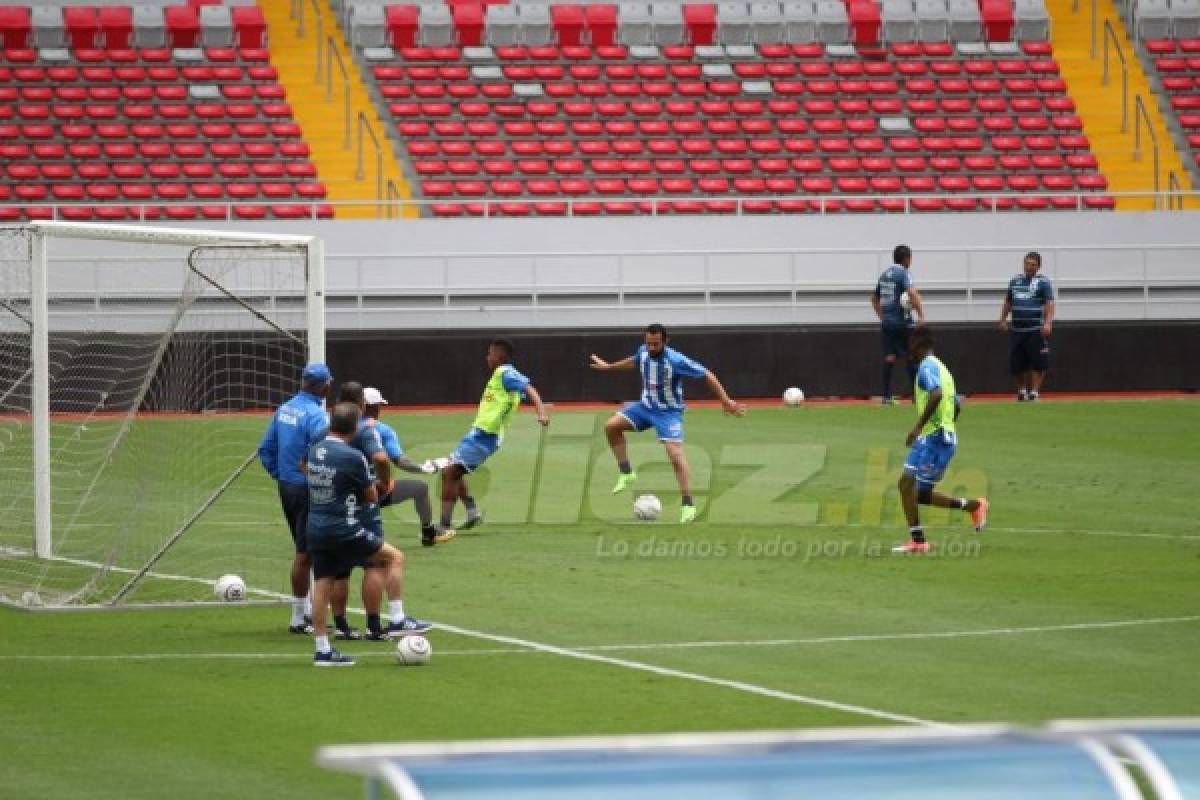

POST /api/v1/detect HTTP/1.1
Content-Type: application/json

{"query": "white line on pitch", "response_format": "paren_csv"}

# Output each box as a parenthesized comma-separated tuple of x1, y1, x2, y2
(566, 614, 1200, 653)
(7, 614, 1196, 668)
(432, 621, 953, 729)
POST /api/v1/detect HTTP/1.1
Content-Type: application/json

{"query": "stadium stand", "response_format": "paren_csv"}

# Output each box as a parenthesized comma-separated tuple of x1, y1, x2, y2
(0, 3, 330, 221)
(1138, 20, 1200, 185)
(346, 0, 1119, 215)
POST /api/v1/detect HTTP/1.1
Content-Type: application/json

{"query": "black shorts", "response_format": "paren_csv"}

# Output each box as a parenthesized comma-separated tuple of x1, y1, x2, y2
(277, 481, 309, 554)
(310, 528, 384, 580)
(1010, 330, 1051, 374)
(881, 325, 911, 360)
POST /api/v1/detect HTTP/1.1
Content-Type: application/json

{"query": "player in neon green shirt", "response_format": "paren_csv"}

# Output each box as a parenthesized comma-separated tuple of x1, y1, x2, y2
(894, 326, 989, 554)
(437, 339, 549, 530)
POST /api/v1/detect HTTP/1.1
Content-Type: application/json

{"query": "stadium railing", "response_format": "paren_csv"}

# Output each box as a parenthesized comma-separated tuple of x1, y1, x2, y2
(1, 188, 1198, 221)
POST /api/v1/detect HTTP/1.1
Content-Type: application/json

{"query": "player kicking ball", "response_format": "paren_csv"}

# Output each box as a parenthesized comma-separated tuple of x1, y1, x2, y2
(437, 339, 549, 531)
(893, 326, 989, 554)
(591, 323, 745, 524)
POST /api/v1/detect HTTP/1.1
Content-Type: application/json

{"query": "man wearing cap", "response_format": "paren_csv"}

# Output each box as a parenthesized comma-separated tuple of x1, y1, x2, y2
(257, 362, 333, 634)
(362, 386, 455, 549)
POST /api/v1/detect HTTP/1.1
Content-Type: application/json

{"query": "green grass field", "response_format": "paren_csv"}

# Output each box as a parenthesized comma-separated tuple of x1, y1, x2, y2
(2, 399, 1199, 799)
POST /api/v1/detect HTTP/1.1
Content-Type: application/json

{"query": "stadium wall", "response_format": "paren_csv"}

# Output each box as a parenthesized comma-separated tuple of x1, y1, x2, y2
(328, 322, 1200, 402)
(32, 213, 1200, 400)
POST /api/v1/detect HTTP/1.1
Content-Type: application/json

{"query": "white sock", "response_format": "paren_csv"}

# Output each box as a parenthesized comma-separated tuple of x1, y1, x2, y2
(291, 598, 306, 626)
(303, 595, 313, 619)
(389, 599, 405, 620)
(315, 635, 331, 654)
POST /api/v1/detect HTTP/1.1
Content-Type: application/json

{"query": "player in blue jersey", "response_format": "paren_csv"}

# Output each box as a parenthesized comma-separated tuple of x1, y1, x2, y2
(871, 245, 926, 405)
(305, 402, 431, 666)
(328, 382, 452, 642)
(998, 251, 1056, 402)
(256, 362, 332, 635)
(362, 387, 454, 548)
(321, 381, 390, 642)
(591, 323, 746, 524)
(892, 327, 989, 555)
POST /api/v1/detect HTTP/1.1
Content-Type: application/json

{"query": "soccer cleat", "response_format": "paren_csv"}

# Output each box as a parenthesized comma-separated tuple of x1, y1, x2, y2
(1017, 390, 1028, 402)
(288, 622, 314, 635)
(971, 497, 989, 533)
(611, 472, 638, 494)
(386, 616, 434, 638)
(891, 540, 930, 554)
(334, 627, 362, 641)
(679, 504, 698, 524)
(313, 649, 355, 667)
(1028, 391, 1040, 402)
(881, 396, 895, 405)
(363, 629, 390, 642)
(422, 527, 457, 547)
(461, 511, 484, 530)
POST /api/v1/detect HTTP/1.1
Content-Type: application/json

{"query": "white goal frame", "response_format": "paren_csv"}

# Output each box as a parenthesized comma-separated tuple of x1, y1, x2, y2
(23, 220, 325, 569)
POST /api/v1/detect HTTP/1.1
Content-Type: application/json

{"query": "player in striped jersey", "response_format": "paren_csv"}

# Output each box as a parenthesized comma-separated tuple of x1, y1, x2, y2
(591, 324, 745, 524)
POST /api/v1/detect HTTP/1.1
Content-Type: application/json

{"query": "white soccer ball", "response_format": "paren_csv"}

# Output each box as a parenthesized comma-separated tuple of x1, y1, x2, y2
(395, 634, 432, 666)
(213, 574, 246, 602)
(783, 387, 805, 406)
(633, 494, 662, 521)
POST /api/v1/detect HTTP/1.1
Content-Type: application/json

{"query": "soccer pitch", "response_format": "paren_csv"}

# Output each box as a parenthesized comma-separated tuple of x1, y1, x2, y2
(2, 399, 1199, 799)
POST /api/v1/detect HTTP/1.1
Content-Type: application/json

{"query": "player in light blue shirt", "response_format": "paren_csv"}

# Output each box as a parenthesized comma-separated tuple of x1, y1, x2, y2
(256, 362, 331, 635)
(998, 251, 1056, 402)
(590, 323, 745, 524)
(870, 245, 926, 404)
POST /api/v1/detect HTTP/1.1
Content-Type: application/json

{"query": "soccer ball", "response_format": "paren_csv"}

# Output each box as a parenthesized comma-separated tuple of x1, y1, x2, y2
(213, 574, 246, 602)
(783, 387, 805, 406)
(395, 634, 432, 666)
(633, 494, 662, 521)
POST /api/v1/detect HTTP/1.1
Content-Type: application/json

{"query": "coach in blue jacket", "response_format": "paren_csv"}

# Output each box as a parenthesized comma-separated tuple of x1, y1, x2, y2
(258, 363, 332, 634)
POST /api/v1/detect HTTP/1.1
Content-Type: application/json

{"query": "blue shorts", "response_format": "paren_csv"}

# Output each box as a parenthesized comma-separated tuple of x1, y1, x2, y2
(618, 402, 684, 442)
(904, 429, 957, 490)
(450, 428, 500, 473)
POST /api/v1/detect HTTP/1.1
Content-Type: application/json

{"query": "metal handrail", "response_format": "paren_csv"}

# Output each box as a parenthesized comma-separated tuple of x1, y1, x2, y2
(1090, 0, 1096, 58)
(1101, 19, 1129, 133)
(292, 0, 324, 81)
(325, 35, 352, 149)
(1167, 171, 1183, 210)
(1133, 95, 1161, 207)
(385, 179, 404, 219)
(357, 111, 386, 215)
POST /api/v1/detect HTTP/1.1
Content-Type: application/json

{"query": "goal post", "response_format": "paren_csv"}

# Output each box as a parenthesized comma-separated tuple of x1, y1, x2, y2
(0, 221, 325, 608)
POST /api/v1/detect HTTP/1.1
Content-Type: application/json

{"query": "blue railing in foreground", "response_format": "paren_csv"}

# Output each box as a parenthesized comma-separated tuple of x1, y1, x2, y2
(316, 720, 1200, 800)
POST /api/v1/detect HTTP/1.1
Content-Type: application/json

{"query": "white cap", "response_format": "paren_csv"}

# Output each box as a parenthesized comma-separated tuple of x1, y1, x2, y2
(363, 387, 387, 406)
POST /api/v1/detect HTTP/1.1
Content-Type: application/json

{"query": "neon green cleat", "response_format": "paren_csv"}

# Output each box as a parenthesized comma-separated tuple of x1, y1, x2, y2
(611, 472, 638, 494)
(680, 505, 698, 524)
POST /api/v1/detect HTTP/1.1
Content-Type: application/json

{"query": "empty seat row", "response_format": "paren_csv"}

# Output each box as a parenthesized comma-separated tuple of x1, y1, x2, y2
(0, 140, 310, 160)
(352, 0, 1044, 48)
(0, 205, 335, 222)
(0, 5, 266, 50)
(423, 194, 1115, 214)
(1135, 0, 1200, 40)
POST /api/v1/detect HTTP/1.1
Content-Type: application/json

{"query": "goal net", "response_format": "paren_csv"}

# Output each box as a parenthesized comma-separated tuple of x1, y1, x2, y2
(0, 221, 324, 608)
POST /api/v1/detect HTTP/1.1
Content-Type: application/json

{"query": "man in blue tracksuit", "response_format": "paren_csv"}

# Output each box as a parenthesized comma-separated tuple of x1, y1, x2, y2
(257, 362, 333, 634)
